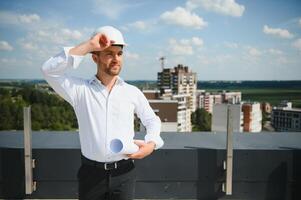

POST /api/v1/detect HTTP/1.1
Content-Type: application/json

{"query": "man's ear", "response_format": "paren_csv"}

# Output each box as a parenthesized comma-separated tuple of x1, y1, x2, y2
(92, 53, 98, 63)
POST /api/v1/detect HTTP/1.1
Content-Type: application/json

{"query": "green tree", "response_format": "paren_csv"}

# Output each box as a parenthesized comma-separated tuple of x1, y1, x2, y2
(262, 111, 270, 126)
(134, 114, 140, 132)
(191, 108, 212, 131)
(0, 102, 13, 130)
(0, 83, 78, 131)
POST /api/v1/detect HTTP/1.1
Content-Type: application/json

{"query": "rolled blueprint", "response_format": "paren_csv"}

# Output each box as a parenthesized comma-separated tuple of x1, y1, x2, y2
(109, 138, 141, 154)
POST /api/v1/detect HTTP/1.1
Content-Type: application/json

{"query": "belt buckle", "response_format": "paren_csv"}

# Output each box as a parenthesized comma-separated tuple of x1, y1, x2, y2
(104, 162, 117, 170)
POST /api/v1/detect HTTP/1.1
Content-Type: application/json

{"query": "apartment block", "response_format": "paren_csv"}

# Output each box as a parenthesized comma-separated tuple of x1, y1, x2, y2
(212, 104, 244, 132)
(242, 102, 262, 132)
(157, 64, 197, 111)
(261, 102, 272, 113)
(148, 99, 178, 132)
(271, 102, 301, 132)
(196, 91, 222, 113)
(222, 91, 241, 104)
(172, 93, 192, 132)
(212, 102, 262, 133)
(142, 90, 191, 132)
(196, 90, 241, 113)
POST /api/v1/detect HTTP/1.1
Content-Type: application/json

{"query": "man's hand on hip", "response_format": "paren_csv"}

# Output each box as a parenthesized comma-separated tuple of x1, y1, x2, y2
(127, 140, 156, 159)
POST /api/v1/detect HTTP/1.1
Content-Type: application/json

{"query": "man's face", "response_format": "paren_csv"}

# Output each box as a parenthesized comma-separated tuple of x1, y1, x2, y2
(93, 45, 123, 76)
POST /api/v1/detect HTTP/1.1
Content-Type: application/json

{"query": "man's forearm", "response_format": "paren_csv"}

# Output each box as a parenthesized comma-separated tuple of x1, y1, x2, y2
(69, 41, 91, 56)
(69, 33, 113, 56)
(147, 141, 156, 150)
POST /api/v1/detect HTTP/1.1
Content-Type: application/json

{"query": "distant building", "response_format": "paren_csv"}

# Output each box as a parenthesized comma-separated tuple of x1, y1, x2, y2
(278, 100, 292, 109)
(196, 92, 222, 113)
(271, 102, 301, 132)
(148, 99, 178, 132)
(212, 102, 262, 133)
(242, 102, 262, 132)
(143, 89, 161, 100)
(142, 90, 191, 132)
(157, 64, 197, 111)
(172, 93, 192, 132)
(222, 91, 241, 104)
(212, 104, 243, 133)
(196, 90, 241, 113)
(261, 102, 272, 113)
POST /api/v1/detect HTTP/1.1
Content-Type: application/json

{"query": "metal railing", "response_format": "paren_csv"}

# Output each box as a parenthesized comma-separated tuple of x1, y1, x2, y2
(23, 106, 36, 194)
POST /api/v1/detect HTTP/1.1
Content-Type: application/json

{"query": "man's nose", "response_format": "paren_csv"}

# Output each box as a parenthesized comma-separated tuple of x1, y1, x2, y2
(112, 54, 119, 61)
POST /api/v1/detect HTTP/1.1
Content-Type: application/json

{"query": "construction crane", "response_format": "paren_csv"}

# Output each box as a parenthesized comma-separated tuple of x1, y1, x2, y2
(159, 56, 165, 70)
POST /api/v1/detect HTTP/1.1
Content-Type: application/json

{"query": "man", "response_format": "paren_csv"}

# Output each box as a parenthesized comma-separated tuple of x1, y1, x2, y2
(41, 26, 164, 199)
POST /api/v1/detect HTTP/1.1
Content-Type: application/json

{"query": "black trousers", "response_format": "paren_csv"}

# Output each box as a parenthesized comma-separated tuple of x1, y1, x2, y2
(77, 156, 136, 200)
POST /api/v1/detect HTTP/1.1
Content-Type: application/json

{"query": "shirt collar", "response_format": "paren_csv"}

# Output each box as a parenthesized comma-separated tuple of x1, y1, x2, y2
(89, 75, 125, 86)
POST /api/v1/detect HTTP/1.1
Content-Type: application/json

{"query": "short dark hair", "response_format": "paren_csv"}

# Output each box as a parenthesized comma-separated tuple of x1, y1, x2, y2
(112, 44, 124, 49)
(91, 45, 123, 55)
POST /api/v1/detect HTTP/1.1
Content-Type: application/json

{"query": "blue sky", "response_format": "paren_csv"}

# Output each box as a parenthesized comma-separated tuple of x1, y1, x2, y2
(0, 0, 300, 80)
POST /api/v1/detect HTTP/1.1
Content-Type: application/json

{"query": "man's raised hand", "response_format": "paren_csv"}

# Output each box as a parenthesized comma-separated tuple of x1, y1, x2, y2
(69, 33, 115, 56)
(89, 33, 115, 53)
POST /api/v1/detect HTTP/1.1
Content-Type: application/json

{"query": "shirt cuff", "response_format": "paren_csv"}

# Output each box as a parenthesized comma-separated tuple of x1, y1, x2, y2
(63, 47, 84, 69)
(144, 133, 164, 150)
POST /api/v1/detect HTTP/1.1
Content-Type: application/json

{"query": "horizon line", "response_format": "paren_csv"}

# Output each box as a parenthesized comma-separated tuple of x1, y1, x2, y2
(1, 79, 301, 82)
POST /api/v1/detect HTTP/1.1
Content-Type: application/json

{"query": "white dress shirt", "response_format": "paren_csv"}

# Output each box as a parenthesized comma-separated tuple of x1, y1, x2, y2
(41, 47, 164, 162)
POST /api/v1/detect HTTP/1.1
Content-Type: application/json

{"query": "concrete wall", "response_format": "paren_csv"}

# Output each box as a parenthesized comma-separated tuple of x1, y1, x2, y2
(0, 132, 300, 199)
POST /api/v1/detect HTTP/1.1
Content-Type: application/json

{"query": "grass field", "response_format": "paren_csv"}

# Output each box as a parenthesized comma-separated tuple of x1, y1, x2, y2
(206, 88, 301, 108)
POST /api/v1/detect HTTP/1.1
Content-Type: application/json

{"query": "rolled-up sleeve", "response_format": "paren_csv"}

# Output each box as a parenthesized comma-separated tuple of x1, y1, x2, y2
(135, 89, 164, 150)
(41, 47, 84, 106)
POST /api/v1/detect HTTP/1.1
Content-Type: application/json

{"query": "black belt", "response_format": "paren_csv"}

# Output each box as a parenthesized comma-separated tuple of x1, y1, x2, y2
(81, 155, 134, 171)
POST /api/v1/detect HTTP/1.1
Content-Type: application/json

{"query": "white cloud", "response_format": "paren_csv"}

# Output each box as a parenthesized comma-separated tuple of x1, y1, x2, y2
(168, 37, 204, 55)
(0, 12, 95, 79)
(299, 18, 301, 27)
(125, 51, 140, 60)
(191, 37, 204, 46)
(276, 56, 290, 65)
(37, 30, 50, 38)
(0, 58, 17, 66)
(224, 42, 238, 48)
(7, 13, 90, 62)
(0, 11, 19, 24)
(122, 20, 153, 32)
(92, 0, 131, 19)
(129, 21, 147, 30)
(186, 0, 245, 17)
(19, 41, 38, 50)
(160, 7, 208, 29)
(292, 38, 301, 51)
(263, 25, 294, 39)
(244, 46, 285, 59)
(267, 48, 283, 55)
(0, 11, 40, 25)
(22, 27, 84, 48)
(61, 29, 82, 40)
(0, 41, 13, 51)
(169, 38, 193, 55)
(248, 47, 261, 57)
(197, 54, 233, 65)
(19, 14, 40, 23)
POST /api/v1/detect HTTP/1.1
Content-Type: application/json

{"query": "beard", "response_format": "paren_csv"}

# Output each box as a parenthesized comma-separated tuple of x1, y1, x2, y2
(99, 61, 122, 76)
(105, 63, 121, 76)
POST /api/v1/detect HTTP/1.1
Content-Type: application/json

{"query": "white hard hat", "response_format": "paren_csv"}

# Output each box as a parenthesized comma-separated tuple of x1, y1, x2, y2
(91, 26, 126, 46)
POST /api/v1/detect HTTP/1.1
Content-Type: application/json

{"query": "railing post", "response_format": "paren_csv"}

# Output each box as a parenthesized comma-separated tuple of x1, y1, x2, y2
(24, 106, 36, 194)
(223, 104, 233, 195)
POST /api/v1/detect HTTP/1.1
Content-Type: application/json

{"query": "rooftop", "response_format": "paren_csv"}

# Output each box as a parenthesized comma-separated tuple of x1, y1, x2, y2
(1, 131, 301, 150)
(1, 131, 300, 199)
